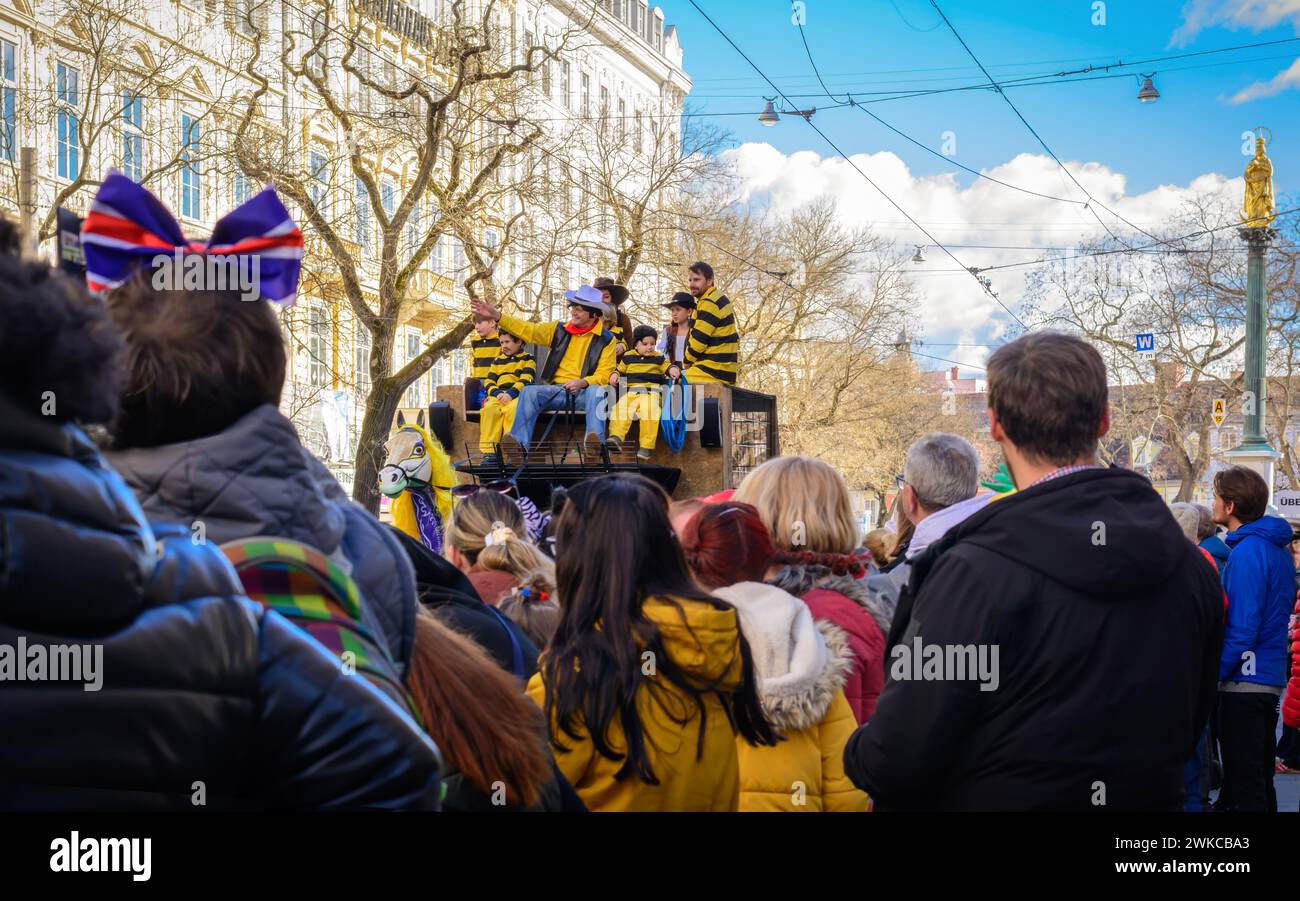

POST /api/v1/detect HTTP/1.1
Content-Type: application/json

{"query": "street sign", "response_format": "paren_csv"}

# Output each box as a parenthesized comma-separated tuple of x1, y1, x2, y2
(1135, 333, 1155, 351)
(1212, 399, 1227, 427)
(1274, 490, 1300, 513)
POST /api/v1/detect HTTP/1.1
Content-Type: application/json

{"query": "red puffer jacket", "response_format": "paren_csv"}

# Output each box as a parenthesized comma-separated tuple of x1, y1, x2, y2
(1284, 591, 1300, 730)
(800, 586, 887, 725)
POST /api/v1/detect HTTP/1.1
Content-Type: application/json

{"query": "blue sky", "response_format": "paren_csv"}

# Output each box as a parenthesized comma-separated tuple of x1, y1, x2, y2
(651, 0, 1300, 370)
(658, 0, 1299, 194)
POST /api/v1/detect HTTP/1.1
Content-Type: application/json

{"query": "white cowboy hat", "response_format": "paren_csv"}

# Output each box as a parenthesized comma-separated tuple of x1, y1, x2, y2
(563, 284, 612, 316)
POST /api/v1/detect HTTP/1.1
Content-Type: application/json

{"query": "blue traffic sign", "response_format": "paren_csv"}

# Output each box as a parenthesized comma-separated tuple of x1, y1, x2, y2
(1135, 333, 1155, 351)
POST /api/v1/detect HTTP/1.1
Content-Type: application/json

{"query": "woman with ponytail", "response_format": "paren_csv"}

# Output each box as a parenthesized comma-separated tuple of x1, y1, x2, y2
(445, 491, 560, 648)
(677, 502, 869, 812)
(734, 457, 889, 725)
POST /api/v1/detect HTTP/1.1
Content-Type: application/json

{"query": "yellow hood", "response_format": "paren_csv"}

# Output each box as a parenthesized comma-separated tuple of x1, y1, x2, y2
(642, 595, 744, 693)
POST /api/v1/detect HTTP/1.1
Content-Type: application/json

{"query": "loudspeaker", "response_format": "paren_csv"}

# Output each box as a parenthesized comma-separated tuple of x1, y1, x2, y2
(699, 397, 722, 448)
(427, 402, 455, 455)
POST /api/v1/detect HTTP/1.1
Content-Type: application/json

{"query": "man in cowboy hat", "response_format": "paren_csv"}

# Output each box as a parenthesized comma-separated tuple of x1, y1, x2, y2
(592, 275, 634, 357)
(471, 284, 619, 455)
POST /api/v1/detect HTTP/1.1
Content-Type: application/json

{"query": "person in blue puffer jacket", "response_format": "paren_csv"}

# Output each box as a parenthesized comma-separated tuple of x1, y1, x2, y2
(1212, 466, 1294, 811)
(0, 226, 441, 810)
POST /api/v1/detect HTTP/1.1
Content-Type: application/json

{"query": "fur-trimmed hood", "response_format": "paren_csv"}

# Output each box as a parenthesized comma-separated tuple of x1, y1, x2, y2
(711, 582, 853, 733)
(770, 563, 895, 635)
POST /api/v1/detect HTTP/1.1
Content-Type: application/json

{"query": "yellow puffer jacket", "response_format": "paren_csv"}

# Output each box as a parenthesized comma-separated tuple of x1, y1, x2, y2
(526, 594, 747, 812)
(713, 582, 870, 812)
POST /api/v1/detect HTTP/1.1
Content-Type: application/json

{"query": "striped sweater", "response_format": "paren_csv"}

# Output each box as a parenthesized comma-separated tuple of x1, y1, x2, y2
(470, 332, 501, 381)
(685, 286, 739, 385)
(484, 351, 537, 399)
(617, 353, 670, 393)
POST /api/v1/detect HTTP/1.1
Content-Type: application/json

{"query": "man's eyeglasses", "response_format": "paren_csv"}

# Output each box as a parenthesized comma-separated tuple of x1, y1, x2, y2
(451, 479, 515, 499)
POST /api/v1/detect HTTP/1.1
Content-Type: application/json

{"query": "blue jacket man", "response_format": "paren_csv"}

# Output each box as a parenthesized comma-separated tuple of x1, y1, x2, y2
(1221, 516, 1293, 686)
(1212, 466, 1293, 811)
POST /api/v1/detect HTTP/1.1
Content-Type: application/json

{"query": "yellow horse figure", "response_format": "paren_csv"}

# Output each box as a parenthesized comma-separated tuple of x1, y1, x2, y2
(379, 410, 455, 553)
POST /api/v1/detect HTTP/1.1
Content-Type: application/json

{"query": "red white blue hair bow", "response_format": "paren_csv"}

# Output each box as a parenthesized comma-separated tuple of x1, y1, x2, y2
(80, 169, 304, 305)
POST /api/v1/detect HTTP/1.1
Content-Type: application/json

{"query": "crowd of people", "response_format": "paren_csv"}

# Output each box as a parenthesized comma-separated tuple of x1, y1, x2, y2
(3, 172, 1299, 812)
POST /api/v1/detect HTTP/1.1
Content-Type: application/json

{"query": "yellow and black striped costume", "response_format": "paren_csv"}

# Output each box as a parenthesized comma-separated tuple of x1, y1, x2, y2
(617, 353, 670, 393)
(684, 286, 739, 385)
(483, 351, 537, 399)
(470, 332, 501, 381)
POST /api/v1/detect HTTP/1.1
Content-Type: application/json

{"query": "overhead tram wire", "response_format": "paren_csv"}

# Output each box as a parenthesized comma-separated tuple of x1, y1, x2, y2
(926, 0, 1163, 247)
(792, 2, 1087, 207)
(686, 0, 1029, 332)
(690, 37, 1300, 100)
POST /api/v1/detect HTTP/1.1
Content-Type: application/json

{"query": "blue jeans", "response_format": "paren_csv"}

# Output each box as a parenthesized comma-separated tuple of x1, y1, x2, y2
(509, 384, 610, 448)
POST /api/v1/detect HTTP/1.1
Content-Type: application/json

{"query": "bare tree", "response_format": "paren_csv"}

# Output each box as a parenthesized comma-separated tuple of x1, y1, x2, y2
(222, 0, 593, 512)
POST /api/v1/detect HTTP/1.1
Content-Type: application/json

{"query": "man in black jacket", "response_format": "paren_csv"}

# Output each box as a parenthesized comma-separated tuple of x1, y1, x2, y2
(0, 226, 442, 810)
(844, 331, 1223, 810)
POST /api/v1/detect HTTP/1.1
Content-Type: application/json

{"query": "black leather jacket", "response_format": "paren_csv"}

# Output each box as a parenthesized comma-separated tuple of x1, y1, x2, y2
(0, 401, 442, 810)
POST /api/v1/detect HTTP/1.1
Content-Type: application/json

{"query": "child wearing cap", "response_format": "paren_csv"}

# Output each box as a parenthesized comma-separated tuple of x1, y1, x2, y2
(608, 325, 670, 460)
(657, 292, 695, 368)
(478, 330, 536, 461)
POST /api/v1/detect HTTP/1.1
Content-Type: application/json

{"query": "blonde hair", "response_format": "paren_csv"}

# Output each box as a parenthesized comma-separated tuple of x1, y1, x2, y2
(863, 529, 893, 567)
(733, 456, 860, 554)
(496, 590, 561, 650)
(445, 491, 556, 595)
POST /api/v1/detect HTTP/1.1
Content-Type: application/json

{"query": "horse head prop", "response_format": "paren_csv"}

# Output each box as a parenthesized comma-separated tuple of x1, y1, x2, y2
(381, 409, 454, 553)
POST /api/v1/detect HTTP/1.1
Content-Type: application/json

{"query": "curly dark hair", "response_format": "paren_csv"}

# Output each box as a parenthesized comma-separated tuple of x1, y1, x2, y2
(0, 218, 125, 425)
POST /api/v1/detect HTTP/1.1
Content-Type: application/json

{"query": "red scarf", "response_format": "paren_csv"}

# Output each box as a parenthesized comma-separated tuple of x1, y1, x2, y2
(563, 320, 598, 337)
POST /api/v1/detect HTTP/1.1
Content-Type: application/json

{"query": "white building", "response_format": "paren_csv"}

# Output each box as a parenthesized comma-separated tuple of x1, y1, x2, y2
(0, 0, 691, 489)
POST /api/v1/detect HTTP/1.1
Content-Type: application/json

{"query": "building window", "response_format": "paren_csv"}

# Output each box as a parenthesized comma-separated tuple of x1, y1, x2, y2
(541, 59, 551, 98)
(234, 171, 254, 205)
(354, 176, 370, 251)
(403, 330, 424, 407)
(600, 86, 609, 118)
(452, 237, 466, 274)
(1, 41, 16, 163)
(634, 110, 642, 153)
(121, 91, 144, 181)
(581, 72, 590, 117)
(180, 114, 201, 219)
(308, 305, 330, 387)
(381, 180, 395, 217)
(308, 151, 327, 207)
(617, 98, 625, 140)
(562, 60, 571, 109)
(406, 199, 421, 255)
(56, 63, 80, 180)
(484, 228, 499, 254)
(354, 322, 371, 392)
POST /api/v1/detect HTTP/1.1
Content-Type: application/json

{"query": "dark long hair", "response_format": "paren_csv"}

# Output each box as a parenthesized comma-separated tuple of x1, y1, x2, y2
(542, 474, 774, 785)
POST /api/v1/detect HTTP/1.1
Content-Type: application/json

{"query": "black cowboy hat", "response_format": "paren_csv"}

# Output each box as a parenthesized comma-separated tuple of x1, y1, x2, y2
(592, 276, 630, 305)
(662, 291, 696, 310)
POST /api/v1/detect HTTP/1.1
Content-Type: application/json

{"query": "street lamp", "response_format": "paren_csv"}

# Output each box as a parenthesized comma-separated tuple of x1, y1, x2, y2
(758, 97, 816, 127)
(1137, 73, 1160, 104)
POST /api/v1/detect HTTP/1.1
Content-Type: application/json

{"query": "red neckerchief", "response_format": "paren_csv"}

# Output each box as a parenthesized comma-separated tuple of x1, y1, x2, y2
(564, 320, 598, 337)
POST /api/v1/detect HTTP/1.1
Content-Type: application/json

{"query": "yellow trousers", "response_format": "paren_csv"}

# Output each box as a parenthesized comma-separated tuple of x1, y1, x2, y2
(479, 395, 518, 453)
(611, 391, 661, 450)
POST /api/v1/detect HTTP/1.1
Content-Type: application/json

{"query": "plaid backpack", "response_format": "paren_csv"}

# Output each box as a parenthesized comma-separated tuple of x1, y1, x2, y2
(221, 536, 419, 722)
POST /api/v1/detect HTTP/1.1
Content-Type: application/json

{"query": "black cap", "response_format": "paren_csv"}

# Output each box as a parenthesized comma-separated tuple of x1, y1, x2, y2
(663, 291, 696, 310)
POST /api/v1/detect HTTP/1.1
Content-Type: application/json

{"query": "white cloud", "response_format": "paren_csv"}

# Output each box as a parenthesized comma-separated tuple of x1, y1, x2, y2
(1171, 0, 1300, 103)
(1171, 0, 1300, 46)
(1229, 55, 1300, 101)
(722, 143, 1241, 372)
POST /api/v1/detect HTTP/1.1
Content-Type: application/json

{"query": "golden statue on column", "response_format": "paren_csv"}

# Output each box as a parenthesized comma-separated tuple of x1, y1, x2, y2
(1242, 128, 1275, 229)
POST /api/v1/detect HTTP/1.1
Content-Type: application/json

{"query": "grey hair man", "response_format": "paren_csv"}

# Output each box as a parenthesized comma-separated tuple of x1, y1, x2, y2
(871, 432, 990, 643)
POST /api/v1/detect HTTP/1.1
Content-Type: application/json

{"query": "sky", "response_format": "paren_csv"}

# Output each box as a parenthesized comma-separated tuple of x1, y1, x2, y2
(652, 0, 1300, 370)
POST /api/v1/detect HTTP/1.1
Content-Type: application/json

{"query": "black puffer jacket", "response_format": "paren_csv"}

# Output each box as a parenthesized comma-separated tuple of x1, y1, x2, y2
(0, 402, 442, 810)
